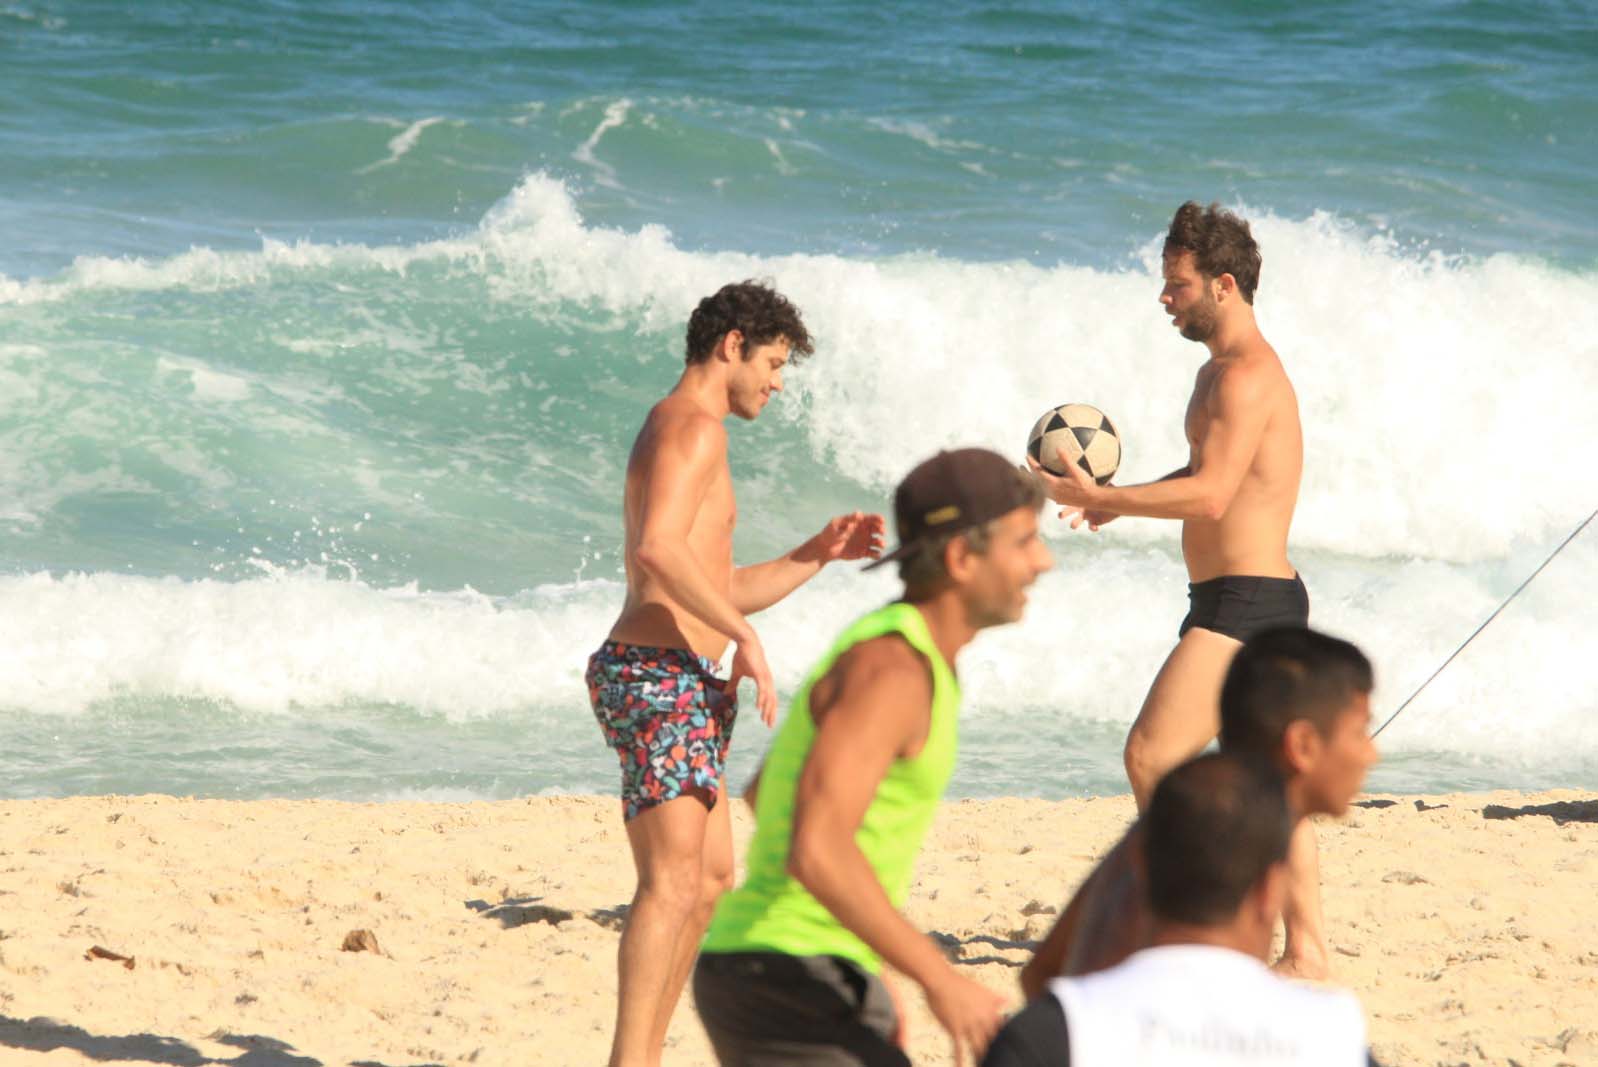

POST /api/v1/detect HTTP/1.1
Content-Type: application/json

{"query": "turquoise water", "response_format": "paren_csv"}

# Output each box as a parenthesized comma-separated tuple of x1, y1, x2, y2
(2, 1, 1595, 800)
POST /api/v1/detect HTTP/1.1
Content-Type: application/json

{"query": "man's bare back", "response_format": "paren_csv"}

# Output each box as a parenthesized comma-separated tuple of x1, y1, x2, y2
(1179, 344, 1302, 584)
(610, 396, 738, 661)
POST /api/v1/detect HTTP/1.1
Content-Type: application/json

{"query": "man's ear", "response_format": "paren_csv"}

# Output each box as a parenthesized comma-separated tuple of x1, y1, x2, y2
(942, 533, 975, 583)
(717, 329, 744, 363)
(1280, 719, 1323, 777)
(1215, 272, 1237, 301)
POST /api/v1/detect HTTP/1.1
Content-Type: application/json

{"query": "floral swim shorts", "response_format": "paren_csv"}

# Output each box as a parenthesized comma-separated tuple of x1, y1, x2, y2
(585, 641, 738, 821)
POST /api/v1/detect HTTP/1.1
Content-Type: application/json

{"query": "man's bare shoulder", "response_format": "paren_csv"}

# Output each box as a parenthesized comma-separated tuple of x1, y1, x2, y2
(1106, 819, 1142, 866)
(1064, 817, 1151, 975)
(646, 395, 726, 441)
(634, 397, 727, 466)
(1208, 349, 1288, 409)
(829, 634, 934, 697)
(810, 632, 934, 729)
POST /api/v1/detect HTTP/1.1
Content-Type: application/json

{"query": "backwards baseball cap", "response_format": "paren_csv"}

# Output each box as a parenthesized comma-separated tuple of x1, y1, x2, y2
(864, 447, 1041, 571)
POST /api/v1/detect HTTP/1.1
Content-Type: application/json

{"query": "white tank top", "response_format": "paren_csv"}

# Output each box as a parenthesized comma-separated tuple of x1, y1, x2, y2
(1049, 945, 1367, 1067)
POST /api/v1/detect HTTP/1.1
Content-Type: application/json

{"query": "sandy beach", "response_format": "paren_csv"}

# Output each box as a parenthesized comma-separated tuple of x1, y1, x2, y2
(0, 789, 1593, 1066)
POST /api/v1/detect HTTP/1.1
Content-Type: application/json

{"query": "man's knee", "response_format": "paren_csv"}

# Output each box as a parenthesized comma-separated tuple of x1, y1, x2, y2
(695, 867, 735, 924)
(1123, 727, 1163, 795)
(636, 856, 705, 917)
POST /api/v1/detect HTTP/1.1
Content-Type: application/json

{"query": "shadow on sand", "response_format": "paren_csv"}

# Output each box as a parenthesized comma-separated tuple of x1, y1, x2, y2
(0, 1016, 320, 1066)
(1482, 798, 1598, 826)
(466, 895, 630, 931)
(929, 930, 1038, 968)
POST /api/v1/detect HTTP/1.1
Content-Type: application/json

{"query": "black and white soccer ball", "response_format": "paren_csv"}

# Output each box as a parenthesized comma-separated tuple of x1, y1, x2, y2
(1026, 403, 1121, 485)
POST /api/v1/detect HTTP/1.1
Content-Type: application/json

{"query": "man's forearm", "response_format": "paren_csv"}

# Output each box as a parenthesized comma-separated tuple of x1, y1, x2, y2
(730, 536, 827, 615)
(791, 833, 954, 991)
(1095, 469, 1225, 521)
(637, 537, 755, 644)
(1019, 865, 1099, 999)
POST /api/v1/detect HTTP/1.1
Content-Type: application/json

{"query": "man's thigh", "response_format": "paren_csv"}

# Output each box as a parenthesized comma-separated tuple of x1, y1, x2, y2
(624, 791, 715, 884)
(1127, 628, 1240, 764)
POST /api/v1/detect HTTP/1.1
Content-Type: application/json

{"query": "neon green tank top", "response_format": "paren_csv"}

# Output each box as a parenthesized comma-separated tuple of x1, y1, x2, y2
(700, 601, 960, 973)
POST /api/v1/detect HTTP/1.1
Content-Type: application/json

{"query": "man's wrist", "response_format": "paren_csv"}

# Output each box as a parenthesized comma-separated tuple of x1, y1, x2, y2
(904, 941, 959, 995)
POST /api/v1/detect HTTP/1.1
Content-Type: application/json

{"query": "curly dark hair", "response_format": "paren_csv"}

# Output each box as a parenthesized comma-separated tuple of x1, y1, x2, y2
(1163, 201, 1263, 305)
(684, 280, 814, 365)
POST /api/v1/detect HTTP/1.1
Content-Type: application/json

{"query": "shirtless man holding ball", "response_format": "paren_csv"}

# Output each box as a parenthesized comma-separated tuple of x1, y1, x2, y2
(1029, 202, 1330, 978)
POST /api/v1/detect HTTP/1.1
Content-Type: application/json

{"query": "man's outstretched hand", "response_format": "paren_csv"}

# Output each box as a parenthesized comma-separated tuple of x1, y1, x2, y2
(806, 511, 887, 563)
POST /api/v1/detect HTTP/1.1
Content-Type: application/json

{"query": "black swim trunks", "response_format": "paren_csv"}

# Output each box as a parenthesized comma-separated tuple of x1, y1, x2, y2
(694, 951, 907, 1066)
(1179, 573, 1309, 642)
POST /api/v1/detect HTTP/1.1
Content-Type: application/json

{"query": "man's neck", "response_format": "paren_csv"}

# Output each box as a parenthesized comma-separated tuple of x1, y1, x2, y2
(1203, 306, 1263, 361)
(672, 363, 732, 419)
(1285, 781, 1311, 820)
(903, 594, 979, 673)
(1147, 921, 1269, 962)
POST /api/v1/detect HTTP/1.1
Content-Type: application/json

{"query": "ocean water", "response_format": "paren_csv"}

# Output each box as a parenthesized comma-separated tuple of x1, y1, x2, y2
(2, 1, 1595, 801)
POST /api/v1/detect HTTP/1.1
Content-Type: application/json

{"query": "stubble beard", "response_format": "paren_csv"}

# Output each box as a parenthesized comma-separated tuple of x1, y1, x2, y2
(1179, 302, 1218, 343)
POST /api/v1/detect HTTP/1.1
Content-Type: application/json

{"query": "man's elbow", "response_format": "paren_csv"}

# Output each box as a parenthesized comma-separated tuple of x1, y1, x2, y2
(634, 537, 672, 576)
(785, 824, 828, 888)
(1195, 486, 1232, 521)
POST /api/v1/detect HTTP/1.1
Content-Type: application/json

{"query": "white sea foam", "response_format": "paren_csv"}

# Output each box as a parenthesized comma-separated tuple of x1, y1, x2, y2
(1, 536, 1591, 776)
(0, 569, 616, 717)
(572, 99, 632, 189)
(355, 116, 447, 174)
(480, 178, 1597, 565)
(3, 174, 1595, 565)
(867, 117, 992, 155)
(155, 355, 253, 401)
(2, 174, 1594, 758)
(4, 174, 1595, 564)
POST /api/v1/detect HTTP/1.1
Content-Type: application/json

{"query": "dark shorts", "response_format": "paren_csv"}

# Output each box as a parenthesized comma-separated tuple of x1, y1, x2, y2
(1179, 573, 1309, 643)
(979, 995, 1068, 1067)
(694, 952, 908, 1067)
(584, 641, 736, 822)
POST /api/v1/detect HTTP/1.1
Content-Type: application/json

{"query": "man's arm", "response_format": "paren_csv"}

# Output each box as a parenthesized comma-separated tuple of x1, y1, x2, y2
(1018, 828, 1143, 998)
(634, 413, 776, 720)
(1019, 854, 1105, 1000)
(1065, 467, 1190, 531)
(742, 761, 763, 811)
(1036, 366, 1272, 521)
(730, 511, 886, 615)
(788, 638, 1004, 1064)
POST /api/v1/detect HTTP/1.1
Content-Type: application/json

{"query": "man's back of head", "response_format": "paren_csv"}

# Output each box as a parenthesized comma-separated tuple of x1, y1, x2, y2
(1143, 751, 1292, 946)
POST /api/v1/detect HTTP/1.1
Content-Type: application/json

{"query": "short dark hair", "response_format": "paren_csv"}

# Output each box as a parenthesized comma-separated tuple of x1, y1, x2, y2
(1143, 752, 1292, 926)
(1163, 201, 1262, 304)
(1220, 627, 1374, 758)
(684, 280, 814, 365)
